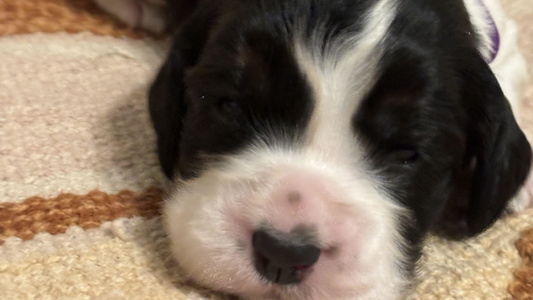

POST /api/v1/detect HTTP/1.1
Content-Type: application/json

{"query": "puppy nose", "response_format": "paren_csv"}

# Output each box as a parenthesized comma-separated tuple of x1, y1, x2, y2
(252, 229, 321, 285)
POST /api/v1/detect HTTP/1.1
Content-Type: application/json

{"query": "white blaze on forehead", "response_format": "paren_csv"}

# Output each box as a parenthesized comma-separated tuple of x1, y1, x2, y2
(294, 0, 397, 162)
(164, 1, 412, 298)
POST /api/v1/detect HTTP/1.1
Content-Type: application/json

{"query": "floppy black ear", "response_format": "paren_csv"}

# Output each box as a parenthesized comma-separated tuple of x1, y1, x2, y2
(149, 53, 185, 178)
(440, 51, 531, 238)
(148, 5, 214, 178)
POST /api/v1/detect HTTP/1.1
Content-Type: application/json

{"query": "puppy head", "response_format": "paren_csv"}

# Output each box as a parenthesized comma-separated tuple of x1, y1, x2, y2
(150, 1, 531, 299)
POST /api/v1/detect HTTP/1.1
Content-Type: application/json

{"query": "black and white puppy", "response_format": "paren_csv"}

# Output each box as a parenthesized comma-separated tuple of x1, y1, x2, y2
(96, 0, 532, 299)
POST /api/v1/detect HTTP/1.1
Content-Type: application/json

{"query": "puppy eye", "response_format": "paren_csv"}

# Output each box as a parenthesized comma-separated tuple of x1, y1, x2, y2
(392, 146, 419, 164)
(219, 99, 241, 116)
(200, 95, 242, 118)
(212, 97, 245, 124)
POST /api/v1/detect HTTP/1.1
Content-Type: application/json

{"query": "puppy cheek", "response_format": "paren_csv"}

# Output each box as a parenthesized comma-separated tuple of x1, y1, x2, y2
(162, 188, 269, 295)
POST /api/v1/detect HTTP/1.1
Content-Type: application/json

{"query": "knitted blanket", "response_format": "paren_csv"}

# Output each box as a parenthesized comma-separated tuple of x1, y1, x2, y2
(1, 0, 532, 299)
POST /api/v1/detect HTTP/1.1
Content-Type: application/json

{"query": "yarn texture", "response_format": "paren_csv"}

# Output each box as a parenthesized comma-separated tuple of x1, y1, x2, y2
(0, 0, 532, 299)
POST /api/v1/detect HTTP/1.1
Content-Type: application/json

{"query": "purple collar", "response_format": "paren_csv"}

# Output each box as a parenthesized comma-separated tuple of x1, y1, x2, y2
(478, 0, 500, 63)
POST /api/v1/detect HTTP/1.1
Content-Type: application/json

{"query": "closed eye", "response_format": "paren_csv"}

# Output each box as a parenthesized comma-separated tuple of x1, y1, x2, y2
(199, 95, 245, 127)
(392, 145, 419, 164)
(217, 98, 242, 117)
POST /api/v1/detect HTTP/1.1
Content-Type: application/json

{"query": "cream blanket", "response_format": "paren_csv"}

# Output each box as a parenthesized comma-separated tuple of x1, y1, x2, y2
(1, 0, 532, 299)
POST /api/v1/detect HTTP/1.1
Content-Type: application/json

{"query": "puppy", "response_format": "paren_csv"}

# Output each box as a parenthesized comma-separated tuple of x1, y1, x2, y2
(96, 0, 532, 299)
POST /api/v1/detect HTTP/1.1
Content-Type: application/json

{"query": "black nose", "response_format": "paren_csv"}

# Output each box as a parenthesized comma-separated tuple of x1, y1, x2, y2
(252, 229, 321, 285)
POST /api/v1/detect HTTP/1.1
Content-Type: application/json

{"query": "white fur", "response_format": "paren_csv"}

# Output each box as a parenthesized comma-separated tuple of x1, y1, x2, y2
(164, 1, 411, 299)
(296, 0, 398, 163)
(165, 146, 409, 300)
(507, 174, 533, 213)
(293, 0, 410, 294)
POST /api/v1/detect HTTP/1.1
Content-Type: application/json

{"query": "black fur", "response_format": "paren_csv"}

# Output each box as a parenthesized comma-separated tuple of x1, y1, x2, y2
(150, 0, 531, 283)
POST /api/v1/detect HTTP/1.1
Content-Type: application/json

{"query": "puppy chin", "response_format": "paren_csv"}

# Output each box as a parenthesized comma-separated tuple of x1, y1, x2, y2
(163, 147, 409, 300)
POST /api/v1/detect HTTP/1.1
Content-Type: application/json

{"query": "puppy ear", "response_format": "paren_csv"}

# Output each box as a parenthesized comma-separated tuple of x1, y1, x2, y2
(149, 54, 185, 178)
(148, 6, 214, 178)
(439, 51, 531, 238)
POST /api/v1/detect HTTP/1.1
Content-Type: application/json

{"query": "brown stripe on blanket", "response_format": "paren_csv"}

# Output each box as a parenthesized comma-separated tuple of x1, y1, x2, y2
(0, 0, 153, 38)
(0, 188, 163, 243)
(509, 227, 533, 299)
